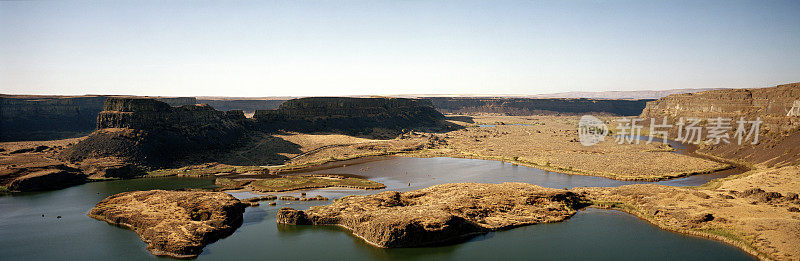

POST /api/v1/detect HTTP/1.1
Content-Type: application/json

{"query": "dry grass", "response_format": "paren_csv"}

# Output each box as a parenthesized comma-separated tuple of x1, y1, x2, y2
(414, 115, 727, 180)
(147, 163, 269, 177)
(247, 175, 385, 192)
(577, 166, 800, 260)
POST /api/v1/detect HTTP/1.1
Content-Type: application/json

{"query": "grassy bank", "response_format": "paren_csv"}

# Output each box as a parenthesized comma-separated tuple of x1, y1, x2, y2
(591, 201, 768, 260)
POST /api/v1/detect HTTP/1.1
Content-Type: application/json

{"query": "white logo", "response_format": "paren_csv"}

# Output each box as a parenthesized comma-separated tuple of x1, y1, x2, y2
(578, 115, 608, 146)
(787, 100, 800, 117)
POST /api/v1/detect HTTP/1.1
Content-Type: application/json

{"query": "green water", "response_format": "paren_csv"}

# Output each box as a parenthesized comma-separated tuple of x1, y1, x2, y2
(0, 158, 755, 260)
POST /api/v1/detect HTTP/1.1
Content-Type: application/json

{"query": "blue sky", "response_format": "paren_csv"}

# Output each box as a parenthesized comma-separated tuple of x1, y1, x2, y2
(1, 0, 798, 96)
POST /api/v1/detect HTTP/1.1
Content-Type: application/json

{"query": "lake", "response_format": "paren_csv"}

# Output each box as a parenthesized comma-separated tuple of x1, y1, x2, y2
(0, 157, 754, 260)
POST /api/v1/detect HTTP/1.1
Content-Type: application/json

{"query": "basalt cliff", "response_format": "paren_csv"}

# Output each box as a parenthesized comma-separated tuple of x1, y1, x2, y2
(0, 95, 197, 142)
(254, 97, 449, 137)
(61, 97, 448, 169)
(427, 97, 651, 116)
(60, 98, 250, 169)
(640, 82, 800, 166)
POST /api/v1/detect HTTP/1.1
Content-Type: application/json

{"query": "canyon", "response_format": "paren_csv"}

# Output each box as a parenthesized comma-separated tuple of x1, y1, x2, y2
(640, 82, 800, 166)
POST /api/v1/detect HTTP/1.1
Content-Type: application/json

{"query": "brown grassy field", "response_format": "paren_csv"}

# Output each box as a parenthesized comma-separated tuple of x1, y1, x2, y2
(577, 165, 800, 260)
(247, 175, 386, 192)
(253, 115, 726, 181)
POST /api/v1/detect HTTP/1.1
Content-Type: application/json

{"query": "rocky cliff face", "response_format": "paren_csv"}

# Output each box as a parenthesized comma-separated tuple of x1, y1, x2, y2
(640, 82, 800, 166)
(0, 153, 86, 192)
(196, 99, 286, 114)
(0, 95, 197, 141)
(60, 97, 451, 168)
(61, 98, 248, 168)
(640, 83, 800, 133)
(426, 97, 651, 116)
(255, 97, 448, 137)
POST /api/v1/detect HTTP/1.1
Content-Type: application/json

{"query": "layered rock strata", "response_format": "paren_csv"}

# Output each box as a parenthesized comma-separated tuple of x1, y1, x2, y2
(61, 98, 248, 168)
(254, 97, 448, 136)
(640, 82, 800, 166)
(427, 97, 651, 116)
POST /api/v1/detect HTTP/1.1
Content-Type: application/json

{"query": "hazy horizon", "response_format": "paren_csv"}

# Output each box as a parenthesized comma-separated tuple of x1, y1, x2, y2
(2, 0, 799, 96)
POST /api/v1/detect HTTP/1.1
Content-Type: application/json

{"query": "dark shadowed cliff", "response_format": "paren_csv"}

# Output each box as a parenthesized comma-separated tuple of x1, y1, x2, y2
(61, 97, 450, 168)
(0, 95, 197, 141)
(61, 98, 249, 168)
(426, 97, 651, 116)
(254, 97, 449, 137)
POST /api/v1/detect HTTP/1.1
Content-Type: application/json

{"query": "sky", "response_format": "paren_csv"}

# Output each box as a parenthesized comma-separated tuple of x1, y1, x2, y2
(1, 0, 799, 97)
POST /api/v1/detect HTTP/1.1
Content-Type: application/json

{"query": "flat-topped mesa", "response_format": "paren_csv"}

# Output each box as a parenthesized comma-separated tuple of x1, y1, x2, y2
(426, 97, 652, 116)
(640, 82, 800, 166)
(0, 95, 198, 141)
(97, 97, 245, 130)
(61, 98, 248, 168)
(254, 97, 448, 135)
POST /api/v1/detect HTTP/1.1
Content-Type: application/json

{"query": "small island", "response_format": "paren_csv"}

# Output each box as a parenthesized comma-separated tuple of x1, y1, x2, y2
(88, 190, 247, 258)
(217, 174, 386, 192)
(277, 182, 588, 247)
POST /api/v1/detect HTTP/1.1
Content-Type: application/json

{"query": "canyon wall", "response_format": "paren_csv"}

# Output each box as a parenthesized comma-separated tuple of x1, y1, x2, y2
(640, 82, 800, 166)
(196, 99, 286, 114)
(61, 98, 249, 168)
(426, 97, 651, 116)
(62, 97, 449, 168)
(0, 95, 197, 141)
(640, 82, 800, 133)
(254, 97, 448, 137)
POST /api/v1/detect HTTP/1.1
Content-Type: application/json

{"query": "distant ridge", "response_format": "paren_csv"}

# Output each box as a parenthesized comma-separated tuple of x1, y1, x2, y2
(529, 88, 724, 99)
(387, 88, 724, 100)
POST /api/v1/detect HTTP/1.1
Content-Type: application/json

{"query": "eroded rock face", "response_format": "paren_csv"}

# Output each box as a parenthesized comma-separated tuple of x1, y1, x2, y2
(0, 95, 197, 142)
(277, 183, 587, 247)
(427, 97, 651, 116)
(254, 97, 448, 137)
(61, 98, 249, 168)
(0, 153, 86, 192)
(640, 82, 800, 166)
(88, 190, 247, 258)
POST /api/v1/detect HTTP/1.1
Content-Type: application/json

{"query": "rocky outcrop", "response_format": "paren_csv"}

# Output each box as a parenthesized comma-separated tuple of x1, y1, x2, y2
(640, 82, 800, 166)
(76, 157, 146, 179)
(426, 97, 651, 116)
(255, 97, 448, 137)
(62, 97, 450, 168)
(88, 190, 247, 258)
(277, 182, 587, 247)
(0, 154, 86, 192)
(61, 98, 249, 168)
(0, 95, 197, 142)
(640, 82, 800, 133)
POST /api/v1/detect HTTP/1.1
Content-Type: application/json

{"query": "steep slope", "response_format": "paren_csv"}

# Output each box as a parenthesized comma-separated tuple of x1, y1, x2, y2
(640, 82, 800, 166)
(60, 98, 249, 168)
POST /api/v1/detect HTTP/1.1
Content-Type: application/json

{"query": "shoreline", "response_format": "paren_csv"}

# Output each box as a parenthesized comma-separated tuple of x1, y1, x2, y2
(589, 203, 769, 260)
